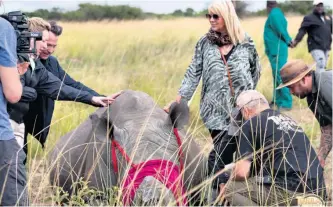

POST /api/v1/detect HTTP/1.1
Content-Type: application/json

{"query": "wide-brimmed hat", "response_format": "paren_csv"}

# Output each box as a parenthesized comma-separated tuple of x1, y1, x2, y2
(276, 59, 316, 90)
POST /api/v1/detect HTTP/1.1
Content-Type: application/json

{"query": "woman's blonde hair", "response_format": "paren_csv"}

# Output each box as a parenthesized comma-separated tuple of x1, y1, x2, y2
(208, 0, 246, 44)
(28, 17, 51, 33)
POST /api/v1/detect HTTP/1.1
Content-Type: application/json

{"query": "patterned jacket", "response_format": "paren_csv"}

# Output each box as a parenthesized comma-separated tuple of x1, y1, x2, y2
(179, 34, 261, 131)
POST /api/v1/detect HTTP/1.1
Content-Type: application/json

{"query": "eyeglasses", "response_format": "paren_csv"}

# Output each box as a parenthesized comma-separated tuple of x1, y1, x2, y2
(205, 13, 219, 20)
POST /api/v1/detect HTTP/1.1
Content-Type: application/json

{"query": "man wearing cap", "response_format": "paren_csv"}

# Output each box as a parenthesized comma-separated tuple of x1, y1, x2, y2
(277, 59, 332, 168)
(217, 90, 326, 206)
(291, 0, 332, 71)
(264, 0, 293, 111)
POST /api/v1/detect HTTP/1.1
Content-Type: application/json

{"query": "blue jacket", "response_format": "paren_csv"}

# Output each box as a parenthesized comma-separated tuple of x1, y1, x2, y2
(24, 56, 101, 147)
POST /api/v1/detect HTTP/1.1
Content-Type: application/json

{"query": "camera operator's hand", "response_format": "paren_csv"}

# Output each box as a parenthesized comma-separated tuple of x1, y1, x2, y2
(17, 62, 30, 75)
(163, 95, 182, 113)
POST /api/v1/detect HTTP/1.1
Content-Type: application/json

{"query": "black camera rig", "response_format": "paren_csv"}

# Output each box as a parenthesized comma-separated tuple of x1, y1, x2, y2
(1, 11, 42, 57)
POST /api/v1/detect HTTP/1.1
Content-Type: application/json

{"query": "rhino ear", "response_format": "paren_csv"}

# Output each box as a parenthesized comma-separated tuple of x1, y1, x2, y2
(89, 109, 113, 140)
(168, 99, 189, 129)
(89, 108, 124, 141)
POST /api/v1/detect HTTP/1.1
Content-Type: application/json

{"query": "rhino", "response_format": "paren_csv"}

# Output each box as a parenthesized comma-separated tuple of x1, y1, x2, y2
(48, 90, 209, 205)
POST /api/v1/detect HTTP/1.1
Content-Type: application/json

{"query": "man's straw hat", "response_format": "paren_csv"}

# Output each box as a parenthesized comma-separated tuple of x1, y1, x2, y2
(277, 59, 316, 90)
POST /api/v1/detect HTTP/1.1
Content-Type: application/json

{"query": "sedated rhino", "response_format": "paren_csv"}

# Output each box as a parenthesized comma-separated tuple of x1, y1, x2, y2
(48, 89, 209, 205)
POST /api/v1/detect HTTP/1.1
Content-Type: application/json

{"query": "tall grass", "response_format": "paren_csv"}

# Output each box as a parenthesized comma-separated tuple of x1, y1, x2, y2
(25, 16, 332, 204)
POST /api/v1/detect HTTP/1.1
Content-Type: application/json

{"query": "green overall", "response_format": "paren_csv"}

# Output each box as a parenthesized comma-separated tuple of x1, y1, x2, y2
(264, 7, 293, 109)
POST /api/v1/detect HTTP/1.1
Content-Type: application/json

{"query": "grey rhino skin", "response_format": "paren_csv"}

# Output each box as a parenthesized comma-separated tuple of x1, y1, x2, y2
(48, 89, 208, 205)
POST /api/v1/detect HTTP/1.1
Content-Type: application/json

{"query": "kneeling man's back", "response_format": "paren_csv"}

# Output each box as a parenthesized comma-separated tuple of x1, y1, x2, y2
(222, 90, 326, 206)
(238, 108, 324, 193)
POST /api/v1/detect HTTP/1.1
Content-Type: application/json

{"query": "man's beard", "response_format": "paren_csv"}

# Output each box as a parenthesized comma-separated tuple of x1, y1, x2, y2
(298, 93, 307, 99)
(296, 91, 308, 99)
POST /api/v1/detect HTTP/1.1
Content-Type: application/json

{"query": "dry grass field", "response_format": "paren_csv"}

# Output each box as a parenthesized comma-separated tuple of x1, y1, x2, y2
(24, 16, 332, 205)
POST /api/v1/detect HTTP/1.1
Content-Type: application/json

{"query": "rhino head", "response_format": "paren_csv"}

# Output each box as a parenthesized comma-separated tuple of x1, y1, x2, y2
(49, 90, 207, 206)
(91, 90, 205, 205)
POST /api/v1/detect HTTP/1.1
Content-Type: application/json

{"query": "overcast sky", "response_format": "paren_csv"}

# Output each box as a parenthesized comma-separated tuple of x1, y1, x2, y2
(1, 0, 332, 14)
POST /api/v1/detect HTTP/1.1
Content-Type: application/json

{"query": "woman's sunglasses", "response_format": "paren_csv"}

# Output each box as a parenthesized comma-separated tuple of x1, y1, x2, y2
(205, 13, 219, 20)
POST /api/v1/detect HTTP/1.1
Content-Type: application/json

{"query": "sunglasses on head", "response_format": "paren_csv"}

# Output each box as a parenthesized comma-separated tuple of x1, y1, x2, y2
(205, 13, 219, 20)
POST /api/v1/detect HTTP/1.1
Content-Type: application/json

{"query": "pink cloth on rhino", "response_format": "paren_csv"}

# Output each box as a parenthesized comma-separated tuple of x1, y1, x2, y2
(121, 159, 187, 206)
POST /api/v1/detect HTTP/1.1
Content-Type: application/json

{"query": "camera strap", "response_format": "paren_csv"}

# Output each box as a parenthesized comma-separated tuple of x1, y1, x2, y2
(219, 46, 240, 136)
(218, 47, 234, 97)
(29, 57, 35, 71)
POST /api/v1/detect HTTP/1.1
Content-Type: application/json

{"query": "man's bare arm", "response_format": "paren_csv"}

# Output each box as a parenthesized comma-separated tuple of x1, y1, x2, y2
(0, 66, 22, 103)
(318, 125, 332, 166)
(232, 159, 251, 181)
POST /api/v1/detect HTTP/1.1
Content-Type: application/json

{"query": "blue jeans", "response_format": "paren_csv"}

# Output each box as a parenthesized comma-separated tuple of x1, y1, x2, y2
(311, 49, 330, 71)
(0, 137, 28, 206)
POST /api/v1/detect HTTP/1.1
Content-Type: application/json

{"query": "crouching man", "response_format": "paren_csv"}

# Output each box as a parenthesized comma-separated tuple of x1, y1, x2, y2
(218, 90, 326, 206)
(277, 59, 332, 168)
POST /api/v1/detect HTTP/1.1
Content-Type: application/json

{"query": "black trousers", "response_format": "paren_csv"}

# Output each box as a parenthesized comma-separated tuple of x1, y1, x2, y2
(0, 139, 29, 206)
(207, 129, 237, 188)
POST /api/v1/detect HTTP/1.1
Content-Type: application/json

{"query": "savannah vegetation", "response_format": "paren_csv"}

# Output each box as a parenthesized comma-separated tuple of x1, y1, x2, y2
(22, 14, 332, 205)
(25, 1, 332, 21)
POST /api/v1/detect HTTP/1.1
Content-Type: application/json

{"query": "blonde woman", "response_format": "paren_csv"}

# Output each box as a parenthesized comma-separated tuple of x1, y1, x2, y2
(166, 0, 261, 192)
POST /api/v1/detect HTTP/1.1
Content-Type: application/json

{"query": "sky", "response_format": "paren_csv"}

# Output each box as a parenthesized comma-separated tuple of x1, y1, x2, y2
(1, 0, 332, 14)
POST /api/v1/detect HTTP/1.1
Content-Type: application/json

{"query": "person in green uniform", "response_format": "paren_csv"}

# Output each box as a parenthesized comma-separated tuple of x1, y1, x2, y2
(264, 0, 293, 111)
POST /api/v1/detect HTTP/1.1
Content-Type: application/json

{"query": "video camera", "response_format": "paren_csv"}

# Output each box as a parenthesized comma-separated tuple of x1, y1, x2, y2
(1, 11, 42, 56)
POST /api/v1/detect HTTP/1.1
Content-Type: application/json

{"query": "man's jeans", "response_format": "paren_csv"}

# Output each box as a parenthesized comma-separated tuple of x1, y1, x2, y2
(0, 120, 28, 206)
(311, 49, 330, 71)
(10, 119, 25, 149)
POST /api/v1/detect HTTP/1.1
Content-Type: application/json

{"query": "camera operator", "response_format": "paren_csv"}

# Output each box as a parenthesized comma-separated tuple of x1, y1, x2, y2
(0, 16, 28, 206)
(7, 17, 121, 162)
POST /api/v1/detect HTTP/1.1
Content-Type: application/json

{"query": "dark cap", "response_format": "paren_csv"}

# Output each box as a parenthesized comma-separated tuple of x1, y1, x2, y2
(267, 1, 277, 8)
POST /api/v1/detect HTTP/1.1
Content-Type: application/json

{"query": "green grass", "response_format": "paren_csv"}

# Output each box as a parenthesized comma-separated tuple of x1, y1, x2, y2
(27, 16, 332, 160)
(24, 16, 332, 204)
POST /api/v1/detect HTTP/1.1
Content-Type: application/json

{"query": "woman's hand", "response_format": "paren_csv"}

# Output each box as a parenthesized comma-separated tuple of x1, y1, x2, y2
(175, 95, 182, 103)
(163, 95, 182, 113)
